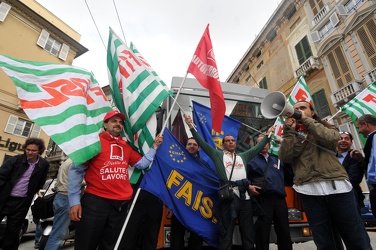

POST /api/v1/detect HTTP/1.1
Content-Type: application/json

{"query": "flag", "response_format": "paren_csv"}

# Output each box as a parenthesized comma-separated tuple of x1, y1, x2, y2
(187, 24, 225, 133)
(341, 82, 376, 122)
(270, 75, 313, 155)
(107, 28, 170, 183)
(172, 109, 188, 145)
(192, 101, 242, 169)
(0, 54, 112, 165)
(140, 128, 219, 248)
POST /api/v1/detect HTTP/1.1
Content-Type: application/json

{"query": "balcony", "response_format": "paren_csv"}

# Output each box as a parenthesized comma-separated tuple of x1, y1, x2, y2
(294, 56, 320, 79)
(330, 80, 364, 108)
(312, 5, 330, 27)
(364, 67, 376, 85)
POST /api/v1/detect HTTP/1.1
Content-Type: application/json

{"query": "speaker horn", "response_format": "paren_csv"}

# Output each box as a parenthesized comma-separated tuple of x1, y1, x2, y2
(260, 91, 301, 119)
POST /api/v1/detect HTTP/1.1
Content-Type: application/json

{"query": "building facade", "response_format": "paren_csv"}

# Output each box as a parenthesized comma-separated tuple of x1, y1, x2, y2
(0, 0, 87, 170)
(227, 0, 376, 150)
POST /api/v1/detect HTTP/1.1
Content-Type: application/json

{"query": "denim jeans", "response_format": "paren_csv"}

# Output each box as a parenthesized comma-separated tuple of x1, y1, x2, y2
(300, 191, 371, 250)
(44, 193, 70, 250)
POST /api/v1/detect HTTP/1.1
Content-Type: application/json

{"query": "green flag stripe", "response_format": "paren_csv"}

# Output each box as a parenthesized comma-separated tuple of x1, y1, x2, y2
(129, 169, 142, 184)
(127, 70, 150, 93)
(32, 105, 111, 126)
(9, 77, 41, 92)
(68, 141, 101, 166)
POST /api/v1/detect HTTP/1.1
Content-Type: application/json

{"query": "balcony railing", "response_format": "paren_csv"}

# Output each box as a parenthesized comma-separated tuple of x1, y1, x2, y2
(294, 56, 320, 79)
(330, 80, 364, 108)
(312, 5, 330, 26)
(364, 67, 376, 85)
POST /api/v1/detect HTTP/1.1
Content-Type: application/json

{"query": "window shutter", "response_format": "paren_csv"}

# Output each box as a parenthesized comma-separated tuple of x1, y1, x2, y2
(30, 124, 41, 138)
(336, 5, 348, 16)
(4, 115, 18, 134)
(37, 29, 50, 48)
(310, 31, 321, 43)
(295, 42, 305, 65)
(312, 89, 331, 118)
(330, 13, 340, 27)
(0, 2, 11, 22)
(58, 43, 70, 61)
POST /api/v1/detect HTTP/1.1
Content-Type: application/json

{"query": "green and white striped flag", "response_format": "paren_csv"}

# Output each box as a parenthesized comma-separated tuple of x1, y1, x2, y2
(341, 82, 376, 122)
(0, 54, 112, 165)
(107, 28, 170, 183)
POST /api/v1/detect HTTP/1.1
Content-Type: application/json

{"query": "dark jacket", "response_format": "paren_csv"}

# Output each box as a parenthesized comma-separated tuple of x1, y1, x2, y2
(0, 154, 49, 211)
(341, 150, 365, 207)
(247, 153, 289, 198)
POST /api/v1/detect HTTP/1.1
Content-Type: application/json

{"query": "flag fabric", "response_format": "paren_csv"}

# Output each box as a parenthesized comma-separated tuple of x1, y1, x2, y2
(341, 82, 376, 122)
(270, 75, 313, 155)
(107, 28, 170, 183)
(192, 101, 242, 169)
(187, 24, 225, 133)
(171, 109, 188, 145)
(0, 54, 112, 165)
(140, 128, 219, 248)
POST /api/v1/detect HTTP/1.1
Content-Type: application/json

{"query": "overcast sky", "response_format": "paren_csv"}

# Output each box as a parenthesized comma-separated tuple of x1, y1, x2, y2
(36, 0, 280, 87)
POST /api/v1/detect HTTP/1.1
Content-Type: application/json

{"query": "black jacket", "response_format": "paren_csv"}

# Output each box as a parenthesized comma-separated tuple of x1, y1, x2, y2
(0, 153, 49, 211)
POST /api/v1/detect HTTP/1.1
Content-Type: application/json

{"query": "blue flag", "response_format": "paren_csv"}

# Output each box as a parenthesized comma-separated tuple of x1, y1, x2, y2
(140, 128, 220, 247)
(192, 101, 242, 166)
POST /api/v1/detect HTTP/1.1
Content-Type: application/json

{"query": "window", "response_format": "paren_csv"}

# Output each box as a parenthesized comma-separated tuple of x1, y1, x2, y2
(345, 0, 364, 13)
(4, 115, 41, 137)
(327, 45, 354, 88)
(257, 61, 264, 70)
(258, 77, 267, 89)
(357, 19, 376, 68)
(287, 6, 297, 20)
(37, 29, 70, 60)
(295, 36, 313, 65)
(312, 89, 331, 118)
(309, 0, 324, 16)
(0, 2, 11, 22)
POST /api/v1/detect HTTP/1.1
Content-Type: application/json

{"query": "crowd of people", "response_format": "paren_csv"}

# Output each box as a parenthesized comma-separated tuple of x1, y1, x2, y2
(0, 103, 375, 249)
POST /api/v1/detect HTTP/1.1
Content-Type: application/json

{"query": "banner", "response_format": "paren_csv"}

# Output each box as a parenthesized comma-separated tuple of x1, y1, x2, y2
(171, 109, 188, 145)
(187, 24, 225, 133)
(140, 128, 219, 248)
(0, 54, 112, 165)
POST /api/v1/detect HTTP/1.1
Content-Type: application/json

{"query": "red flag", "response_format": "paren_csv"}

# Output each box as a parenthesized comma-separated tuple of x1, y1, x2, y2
(187, 24, 225, 133)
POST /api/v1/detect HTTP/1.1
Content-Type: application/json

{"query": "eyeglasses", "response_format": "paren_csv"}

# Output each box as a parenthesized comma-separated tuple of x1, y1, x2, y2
(339, 131, 353, 140)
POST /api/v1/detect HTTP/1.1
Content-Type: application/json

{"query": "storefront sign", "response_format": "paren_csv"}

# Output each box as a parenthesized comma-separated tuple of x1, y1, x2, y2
(0, 136, 23, 152)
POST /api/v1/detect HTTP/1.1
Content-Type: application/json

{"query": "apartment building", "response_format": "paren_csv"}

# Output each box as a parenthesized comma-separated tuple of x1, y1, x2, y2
(0, 0, 87, 169)
(227, 0, 376, 149)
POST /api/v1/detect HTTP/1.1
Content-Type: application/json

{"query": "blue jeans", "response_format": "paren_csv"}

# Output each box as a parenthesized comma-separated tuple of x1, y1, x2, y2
(44, 193, 70, 250)
(300, 191, 371, 250)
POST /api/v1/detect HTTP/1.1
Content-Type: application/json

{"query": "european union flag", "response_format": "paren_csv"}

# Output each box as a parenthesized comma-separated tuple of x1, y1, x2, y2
(140, 128, 220, 248)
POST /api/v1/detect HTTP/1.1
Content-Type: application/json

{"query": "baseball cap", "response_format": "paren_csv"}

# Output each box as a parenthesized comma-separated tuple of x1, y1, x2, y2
(103, 110, 126, 122)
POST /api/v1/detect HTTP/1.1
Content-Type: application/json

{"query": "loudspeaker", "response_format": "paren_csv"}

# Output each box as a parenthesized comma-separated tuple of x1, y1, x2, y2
(260, 91, 301, 119)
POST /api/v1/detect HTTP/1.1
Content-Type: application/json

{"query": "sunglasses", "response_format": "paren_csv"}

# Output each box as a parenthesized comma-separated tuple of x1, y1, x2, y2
(339, 131, 353, 140)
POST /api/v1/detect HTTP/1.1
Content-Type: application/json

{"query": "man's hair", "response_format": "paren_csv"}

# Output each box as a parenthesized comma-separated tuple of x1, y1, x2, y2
(222, 134, 235, 144)
(357, 114, 376, 126)
(23, 137, 46, 155)
(186, 137, 197, 144)
(295, 100, 333, 129)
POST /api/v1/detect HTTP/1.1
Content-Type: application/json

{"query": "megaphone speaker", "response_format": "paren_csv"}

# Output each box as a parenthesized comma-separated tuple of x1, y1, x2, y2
(260, 91, 301, 119)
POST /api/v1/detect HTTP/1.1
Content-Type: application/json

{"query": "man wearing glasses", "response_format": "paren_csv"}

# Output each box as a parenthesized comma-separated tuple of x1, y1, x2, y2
(0, 138, 50, 250)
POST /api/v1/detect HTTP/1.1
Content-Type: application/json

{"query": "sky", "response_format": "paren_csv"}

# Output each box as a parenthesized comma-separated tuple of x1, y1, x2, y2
(36, 0, 281, 87)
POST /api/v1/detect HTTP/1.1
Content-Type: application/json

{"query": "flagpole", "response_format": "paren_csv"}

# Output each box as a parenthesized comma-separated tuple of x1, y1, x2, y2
(327, 109, 342, 122)
(114, 187, 141, 250)
(160, 73, 189, 134)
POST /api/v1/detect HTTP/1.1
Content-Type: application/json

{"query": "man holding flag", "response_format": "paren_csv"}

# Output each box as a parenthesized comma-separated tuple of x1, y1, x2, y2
(68, 110, 163, 250)
(184, 114, 275, 250)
